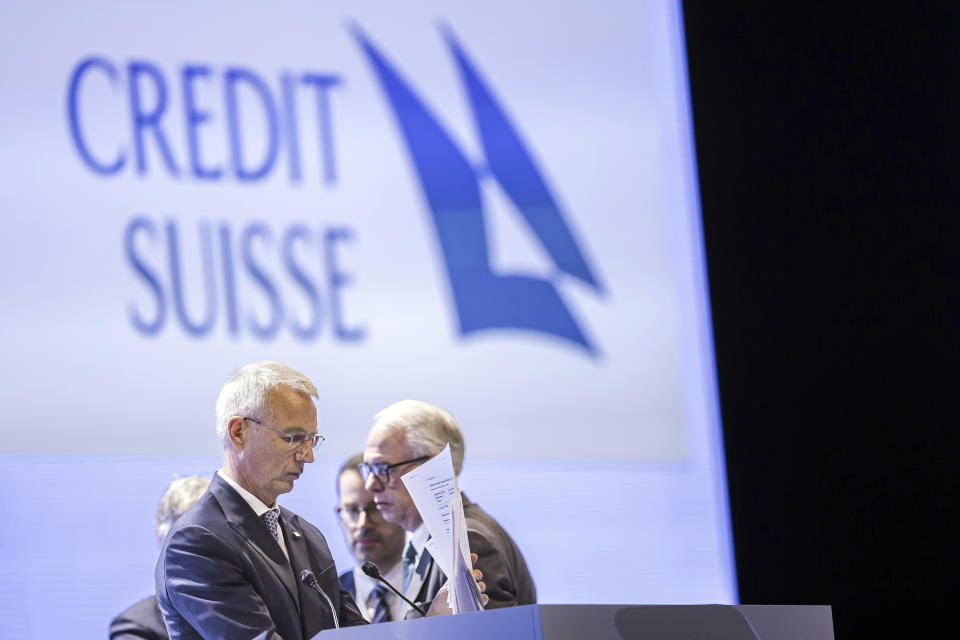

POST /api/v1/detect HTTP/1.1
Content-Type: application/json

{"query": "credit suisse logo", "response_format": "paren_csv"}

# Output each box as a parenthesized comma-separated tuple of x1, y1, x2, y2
(355, 25, 605, 354)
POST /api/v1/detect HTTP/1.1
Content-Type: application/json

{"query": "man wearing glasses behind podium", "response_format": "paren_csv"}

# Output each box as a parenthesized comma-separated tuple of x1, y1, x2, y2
(335, 452, 407, 622)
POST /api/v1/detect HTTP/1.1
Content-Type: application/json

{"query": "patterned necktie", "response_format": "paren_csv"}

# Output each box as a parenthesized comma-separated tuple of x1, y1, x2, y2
(370, 584, 391, 623)
(261, 509, 280, 543)
(401, 541, 418, 592)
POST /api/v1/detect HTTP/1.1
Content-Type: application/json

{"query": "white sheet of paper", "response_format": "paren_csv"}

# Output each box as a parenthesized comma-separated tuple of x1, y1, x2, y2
(401, 444, 483, 613)
(450, 490, 484, 613)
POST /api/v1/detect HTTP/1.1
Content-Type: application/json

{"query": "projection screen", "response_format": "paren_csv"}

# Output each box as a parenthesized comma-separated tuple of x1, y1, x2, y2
(0, 2, 735, 636)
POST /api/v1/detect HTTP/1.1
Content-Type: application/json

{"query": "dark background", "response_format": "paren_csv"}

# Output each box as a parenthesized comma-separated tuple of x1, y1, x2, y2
(683, 4, 958, 637)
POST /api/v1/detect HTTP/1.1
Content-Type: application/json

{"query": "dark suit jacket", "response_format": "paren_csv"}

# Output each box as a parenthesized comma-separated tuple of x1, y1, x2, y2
(406, 494, 536, 615)
(109, 595, 168, 640)
(155, 474, 367, 639)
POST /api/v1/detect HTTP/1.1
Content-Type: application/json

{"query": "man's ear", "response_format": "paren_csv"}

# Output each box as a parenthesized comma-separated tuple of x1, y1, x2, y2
(227, 416, 247, 450)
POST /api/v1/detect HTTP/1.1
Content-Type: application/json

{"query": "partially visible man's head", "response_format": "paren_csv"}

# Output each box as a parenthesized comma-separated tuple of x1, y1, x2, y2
(216, 361, 320, 506)
(362, 400, 465, 532)
(335, 453, 406, 570)
(215, 361, 319, 444)
(154, 475, 211, 545)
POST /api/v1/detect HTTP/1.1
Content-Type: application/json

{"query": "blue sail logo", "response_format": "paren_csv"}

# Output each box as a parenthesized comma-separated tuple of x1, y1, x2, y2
(354, 26, 604, 354)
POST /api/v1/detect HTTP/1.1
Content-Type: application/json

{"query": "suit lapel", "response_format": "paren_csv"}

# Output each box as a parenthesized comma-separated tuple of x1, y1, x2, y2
(339, 568, 356, 597)
(405, 543, 434, 605)
(282, 509, 334, 634)
(282, 510, 311, 588)
(210, 476, 300, 610)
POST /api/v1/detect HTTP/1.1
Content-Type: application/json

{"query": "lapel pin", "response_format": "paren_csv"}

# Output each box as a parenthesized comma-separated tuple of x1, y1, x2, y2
(292, 530, 302, 539)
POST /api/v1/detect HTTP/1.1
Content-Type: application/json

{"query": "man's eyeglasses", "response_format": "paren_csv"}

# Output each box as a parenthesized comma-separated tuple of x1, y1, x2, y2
(336, 503, 383, 523)
(357, 456, 432, 485)
(244, 417, 325, 450)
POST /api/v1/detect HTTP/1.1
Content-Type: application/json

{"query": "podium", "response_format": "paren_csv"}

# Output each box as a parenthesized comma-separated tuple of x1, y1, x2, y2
(321, 604, 834, 639)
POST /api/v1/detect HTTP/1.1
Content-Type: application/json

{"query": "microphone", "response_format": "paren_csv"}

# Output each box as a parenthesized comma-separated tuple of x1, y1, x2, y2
(361, 560, 427, 616)
(300, 569, 340, 629)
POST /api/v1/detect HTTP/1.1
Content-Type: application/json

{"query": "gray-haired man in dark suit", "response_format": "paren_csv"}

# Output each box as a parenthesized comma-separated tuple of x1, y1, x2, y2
(361, 400, 536, 618)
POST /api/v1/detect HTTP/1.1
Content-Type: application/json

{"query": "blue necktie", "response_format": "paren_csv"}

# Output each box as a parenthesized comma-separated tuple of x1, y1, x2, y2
(370, 584, 391, 623)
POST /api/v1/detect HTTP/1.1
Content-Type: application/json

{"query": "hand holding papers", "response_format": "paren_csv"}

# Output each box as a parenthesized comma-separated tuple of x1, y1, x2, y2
(401, 444, 485, 614)
(423, 553, 486, 617)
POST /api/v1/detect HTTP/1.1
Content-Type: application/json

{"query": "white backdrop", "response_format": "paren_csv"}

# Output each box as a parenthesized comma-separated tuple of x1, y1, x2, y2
(0, 2, 735, 637)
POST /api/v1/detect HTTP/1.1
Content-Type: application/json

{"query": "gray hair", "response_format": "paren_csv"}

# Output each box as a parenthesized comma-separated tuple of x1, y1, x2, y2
(154, 475, 211, 544)
(215, 361, 318, 446)
(372, 400, 465, 475)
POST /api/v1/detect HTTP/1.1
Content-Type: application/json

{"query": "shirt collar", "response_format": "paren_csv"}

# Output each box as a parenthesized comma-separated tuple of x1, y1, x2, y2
(217, 468, 278, 516)
(407, 522, 430, 555)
